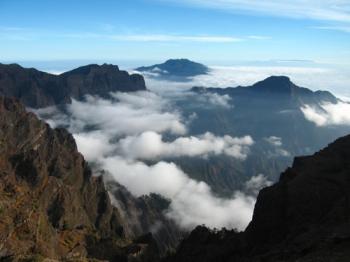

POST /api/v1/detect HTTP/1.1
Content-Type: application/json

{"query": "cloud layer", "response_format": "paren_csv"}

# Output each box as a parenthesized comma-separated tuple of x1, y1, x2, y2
(34, 90, 258, 231)
(69, 92, 187, 136)
(301, 102, 350, 126)
(102, 156, 266, 230)
(141, 65, 350, 96)
(117, 131, 253, 160)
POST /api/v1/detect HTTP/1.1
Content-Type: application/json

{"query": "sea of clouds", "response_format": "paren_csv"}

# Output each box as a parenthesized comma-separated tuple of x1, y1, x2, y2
(32, 62, 350, 231)
(34, 90, 269, 230)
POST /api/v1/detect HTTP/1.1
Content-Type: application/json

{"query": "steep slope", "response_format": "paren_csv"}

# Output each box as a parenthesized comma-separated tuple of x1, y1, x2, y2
(0, 63, 146, 108)
(0, 97, 158, 261)
(166, 134, 350, 262)
(136, 59, 209, 78)
(106, 181, 184, 255)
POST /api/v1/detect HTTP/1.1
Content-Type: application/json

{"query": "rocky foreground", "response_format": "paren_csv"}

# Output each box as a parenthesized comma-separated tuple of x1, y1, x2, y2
(0, 96, 159, 261)
(166, 132, 350, 261)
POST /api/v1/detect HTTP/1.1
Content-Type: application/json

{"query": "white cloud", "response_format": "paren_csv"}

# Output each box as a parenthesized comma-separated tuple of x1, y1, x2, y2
(102, 156, 256, 230)
(67, 92, 186, 136)
(314, 25, 350, 33)
(191, 66, 338, 90)
(117, 131, 254, 160)
(264, 136, 291, 157)
(73, 131, 115, 162)
(30, 106, 69, 128)
(164, 0, 350, 22)
(244, 174, 272, 196)
(265, 136, 283, 147)
(301, 102, 350, 126)
(33, 90, 258, 231)
(140, 66, 350, 95)
(196, 92, 233, 108)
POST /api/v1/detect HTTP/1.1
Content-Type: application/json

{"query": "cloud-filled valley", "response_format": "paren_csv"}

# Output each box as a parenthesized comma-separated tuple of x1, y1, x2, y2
(31, 63, 350, 233)
(34, 90, 261, 231)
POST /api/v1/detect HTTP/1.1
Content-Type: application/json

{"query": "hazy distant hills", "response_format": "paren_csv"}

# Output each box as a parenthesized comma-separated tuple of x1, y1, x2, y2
(0, 63, 146, 108)
(166, 134, 350, 262)
(136, 58, 209, 79)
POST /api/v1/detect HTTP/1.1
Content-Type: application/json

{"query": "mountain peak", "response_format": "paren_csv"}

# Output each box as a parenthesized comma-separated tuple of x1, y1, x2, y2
(0, 63, 146, 108)
(252, 76, 295, 93)
(136, 58, 209, 77)
(62, 63, 120, 75)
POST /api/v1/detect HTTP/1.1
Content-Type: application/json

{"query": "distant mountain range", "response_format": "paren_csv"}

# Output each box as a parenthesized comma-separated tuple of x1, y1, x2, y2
(166, 133, 350, 262)
(0, 63, 146, 108)
(136, 59, 209, 79)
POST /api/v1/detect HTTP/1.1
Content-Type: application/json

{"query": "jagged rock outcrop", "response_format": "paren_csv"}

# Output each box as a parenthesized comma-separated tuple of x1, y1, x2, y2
(167, 134, 350, 262)
(106, 181, 184, 255)
(0, 97, 158, 261)
(0, 63, 146, 108)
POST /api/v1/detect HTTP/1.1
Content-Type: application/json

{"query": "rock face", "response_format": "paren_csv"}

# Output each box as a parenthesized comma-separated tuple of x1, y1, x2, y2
(0, 63, 146, 108)
(106, 181, 184, 255)
(167, 134, 350, 261)
(0, 97, 158, 261)
(136, 59, 209, 78)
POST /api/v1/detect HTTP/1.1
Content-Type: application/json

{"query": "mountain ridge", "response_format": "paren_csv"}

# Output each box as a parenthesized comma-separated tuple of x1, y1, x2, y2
(192, 75, 338, 103)
(0, 63, 146, 108)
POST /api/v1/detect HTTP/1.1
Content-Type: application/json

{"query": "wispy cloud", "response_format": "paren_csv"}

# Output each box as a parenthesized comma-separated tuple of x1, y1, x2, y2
(111, 34, 243, 43)
(162, 0, 350, 22)
(314, 25, 350, 33)
(301, 102, 350, 126)
(0, 26, 265, 43)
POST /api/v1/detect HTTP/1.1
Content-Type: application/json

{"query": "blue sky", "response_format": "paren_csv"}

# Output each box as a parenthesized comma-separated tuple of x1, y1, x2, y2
(0, 0, 350, 66)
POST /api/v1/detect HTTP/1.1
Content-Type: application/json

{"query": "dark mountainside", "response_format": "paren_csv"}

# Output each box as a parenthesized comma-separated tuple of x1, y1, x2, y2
(0, 97, 160, 261)
(0, 63, 146, 108)
(189, 76, 342, 153)
(178, 76, 350, 196)
(136, 59, 209, 78)
(166, 134, 350, 262)
(192, 75, 337, 104)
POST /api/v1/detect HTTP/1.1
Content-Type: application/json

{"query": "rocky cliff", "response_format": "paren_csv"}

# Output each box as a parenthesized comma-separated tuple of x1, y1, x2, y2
(167, 134, 350, 262)
(0, 63, 146, 108)
(0, 97, 158, 261)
